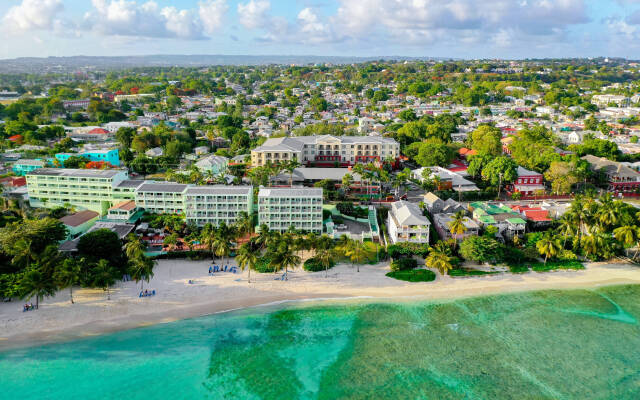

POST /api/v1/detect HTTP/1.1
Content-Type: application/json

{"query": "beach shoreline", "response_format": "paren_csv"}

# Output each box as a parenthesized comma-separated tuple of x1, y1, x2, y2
(1, 259, 639, 351)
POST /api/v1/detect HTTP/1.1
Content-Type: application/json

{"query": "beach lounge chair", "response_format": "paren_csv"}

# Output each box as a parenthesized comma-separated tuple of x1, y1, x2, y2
(213, 265, 220, 273)
(224, 265, 228, 272)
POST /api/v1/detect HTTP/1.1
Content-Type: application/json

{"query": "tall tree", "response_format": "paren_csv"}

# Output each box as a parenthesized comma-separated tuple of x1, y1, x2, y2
(19, 264, 56, 309)
(54, 258, 82, 304)
(236, 242, 258, 284)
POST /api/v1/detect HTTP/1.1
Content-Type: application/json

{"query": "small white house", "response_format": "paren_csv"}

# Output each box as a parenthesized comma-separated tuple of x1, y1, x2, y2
(387, 201, 431, 244)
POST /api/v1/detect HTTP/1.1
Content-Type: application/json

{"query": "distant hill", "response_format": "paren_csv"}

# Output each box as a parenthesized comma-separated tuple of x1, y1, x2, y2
(0, 54, 449, 74)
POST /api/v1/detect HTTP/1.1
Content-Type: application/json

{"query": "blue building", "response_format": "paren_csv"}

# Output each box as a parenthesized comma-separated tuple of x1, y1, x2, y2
(56, 149, 120, 167)
(12, 159, 45, 176)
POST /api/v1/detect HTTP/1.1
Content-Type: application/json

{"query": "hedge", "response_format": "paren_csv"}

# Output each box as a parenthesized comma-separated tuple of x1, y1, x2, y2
(388, 242, 431, 258)
(255, 256, 277, 273)
(390, 257, 418, 271)
(303, 257, 336, 272)
(386, 269, 436, 282)
(151, 250, 211, 260)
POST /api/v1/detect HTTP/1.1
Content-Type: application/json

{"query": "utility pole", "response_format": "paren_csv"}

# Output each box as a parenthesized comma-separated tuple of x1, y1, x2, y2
(497, 172, 503, 201)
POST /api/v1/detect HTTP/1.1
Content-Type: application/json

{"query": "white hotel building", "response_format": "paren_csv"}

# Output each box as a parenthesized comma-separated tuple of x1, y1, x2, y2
(258, 187, 323, 233)
(251, 135, 400, 167)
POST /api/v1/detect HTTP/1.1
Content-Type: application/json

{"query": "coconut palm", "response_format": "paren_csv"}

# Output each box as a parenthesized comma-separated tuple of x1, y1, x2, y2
(91, 259, 117, 300)
(125, 234, 145, 261)
(11, 238, 33, 271)
(130, 257, 156, 292)
(536, 235, 562, 265)
(270, 242, 301, 281)
(342, 173, 354, 197)
(236, 242, 258, 283)
(255, 224, 272, 250)
(343, 239, 372, 272)
(212, 233, 233, 268)
(315, 247, 336, 278)
(54, 258, 82, 304)
(448, 211, 467, 249)
(19, 264, 56, 309)
(426, 251, 453, 275)
(282, 159, 301, 187)
(613, 225, 639, 259)
(235, 211, 254, 238)
(201, 223, 217, 262)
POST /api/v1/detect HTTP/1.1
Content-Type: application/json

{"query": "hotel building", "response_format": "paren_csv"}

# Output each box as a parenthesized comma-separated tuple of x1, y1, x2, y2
(258, 187, 323, 233)
(251, 135, 400, 167)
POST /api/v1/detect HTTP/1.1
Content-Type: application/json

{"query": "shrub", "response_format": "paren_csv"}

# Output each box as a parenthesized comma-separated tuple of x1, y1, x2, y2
(151, 250, 210, 260)
(390, 257, 418, 271)
(388, 242, 431, 258)
(254, 256, 277, 273)
(337, 202, 368, 218)
(531, 260, 584, 272)
(449, 269, 500, 277)
(459, 236, 503, 263)
(386, 269, 436, 282)
(303, 257, 336, 272)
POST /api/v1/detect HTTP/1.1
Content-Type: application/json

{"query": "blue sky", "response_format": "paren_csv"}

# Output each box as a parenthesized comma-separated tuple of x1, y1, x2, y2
(2, 0, 640, 60)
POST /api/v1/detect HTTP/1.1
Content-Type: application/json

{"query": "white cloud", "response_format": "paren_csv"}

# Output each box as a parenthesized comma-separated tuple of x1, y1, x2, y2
(85, 0, 206, 39)
(333, 0, 589, 45)
(237, 0, 271, 29)
(2, 0, 65, 34)
(199, 0, 228, 34)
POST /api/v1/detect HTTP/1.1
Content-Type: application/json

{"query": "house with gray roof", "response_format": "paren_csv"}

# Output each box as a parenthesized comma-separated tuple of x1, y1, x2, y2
(387, 201, 430, 244)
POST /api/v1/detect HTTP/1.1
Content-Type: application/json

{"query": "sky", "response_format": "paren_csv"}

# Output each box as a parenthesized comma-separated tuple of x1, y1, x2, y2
(2, 0, 640, 60)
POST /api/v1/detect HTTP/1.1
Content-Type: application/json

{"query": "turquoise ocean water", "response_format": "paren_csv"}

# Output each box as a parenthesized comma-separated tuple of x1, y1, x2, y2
(2, 285, 640, 399)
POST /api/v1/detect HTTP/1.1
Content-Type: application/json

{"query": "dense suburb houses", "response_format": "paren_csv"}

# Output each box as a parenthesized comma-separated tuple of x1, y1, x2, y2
(7, 58, 640, 295)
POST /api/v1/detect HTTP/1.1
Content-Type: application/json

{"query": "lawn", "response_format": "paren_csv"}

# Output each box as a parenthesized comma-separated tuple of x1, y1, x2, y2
(386, 269, 436, 282)
(449, 269, 502, 277)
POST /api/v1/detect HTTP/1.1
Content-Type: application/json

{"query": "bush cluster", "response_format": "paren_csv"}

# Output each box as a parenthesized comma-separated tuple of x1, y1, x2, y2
(303, 257, 336, 272)
(390, 257, 418, 271)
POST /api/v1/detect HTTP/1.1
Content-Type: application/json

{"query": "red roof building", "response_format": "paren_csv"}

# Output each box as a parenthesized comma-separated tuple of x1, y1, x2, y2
(458, 148, 477, 159)
(88, 128, 110, 135)
(8, 134, 22, 143)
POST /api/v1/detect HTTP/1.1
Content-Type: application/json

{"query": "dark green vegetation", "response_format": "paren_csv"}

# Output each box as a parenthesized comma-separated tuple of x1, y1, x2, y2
(385, 269, 436, 282)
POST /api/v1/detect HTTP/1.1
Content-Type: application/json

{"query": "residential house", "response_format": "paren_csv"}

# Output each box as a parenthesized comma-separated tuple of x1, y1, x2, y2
(508, 166, 545, 196)
(432, 213, 480, 241)
(59, 210, 100, 239)
(581, 154, 640, 192)
(469, 202, 526, 239)
(387, 201, 431, 244)
(145, 147, 164, 158)
(195, 155, 229, 176)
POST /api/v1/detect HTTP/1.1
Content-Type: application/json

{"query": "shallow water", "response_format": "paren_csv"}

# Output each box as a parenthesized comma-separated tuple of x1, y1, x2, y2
(2, 285, 640, 399)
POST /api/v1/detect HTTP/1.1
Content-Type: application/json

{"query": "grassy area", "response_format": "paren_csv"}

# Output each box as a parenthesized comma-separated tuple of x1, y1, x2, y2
(506, 259, 584, 272)
(530, 260, 585, 272)
(449, 269, 502, 277)
(386, 269, 436, 282)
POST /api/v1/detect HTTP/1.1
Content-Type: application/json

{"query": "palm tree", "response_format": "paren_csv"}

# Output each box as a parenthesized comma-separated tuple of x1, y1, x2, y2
(235, 211, 254, 238)
(255, 224, 272, 250)
(91, 259, 117, 300)
(236, 242, 258, 283)
(19, 264, 56, 309)
(212, 228, 233, 267)
(556, 216, 576, 249)
(270, 242, 301, 280)
(12, 238, 33, 271)
(426, 251, 453, 275)
(130, 257, 156, 292)
(201, 223, 217, 262)
(341, 173, 354, 197)
(343, 239, 372, 272)
(536, 235, 562, 265)
(125, 234, 145, 261)
(163, 233, 179, 251)
(448, 211, 467, 249)
(613, 225, 639, 258)
(315, 247, 335, 278)
(282, 159, 301, 187)
(54, 258, 81, 304)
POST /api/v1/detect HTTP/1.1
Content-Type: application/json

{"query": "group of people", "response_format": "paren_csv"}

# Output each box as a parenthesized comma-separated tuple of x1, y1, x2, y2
(138, 290, 156, 298)
(22, 303, 35, 312)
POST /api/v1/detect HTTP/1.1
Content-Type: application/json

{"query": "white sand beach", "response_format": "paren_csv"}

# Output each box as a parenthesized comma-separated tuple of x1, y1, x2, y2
(1, 259, 639, 350)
